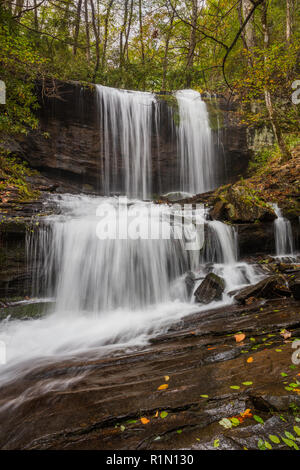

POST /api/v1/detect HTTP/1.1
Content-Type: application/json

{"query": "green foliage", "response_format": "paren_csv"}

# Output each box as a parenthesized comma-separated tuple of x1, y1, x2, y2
(0, 149, 40, 201)
(0, 7, 47, 137)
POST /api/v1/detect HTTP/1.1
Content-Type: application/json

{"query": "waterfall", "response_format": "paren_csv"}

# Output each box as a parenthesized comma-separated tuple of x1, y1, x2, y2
(96, 85, 155, 199)
(0, 86, 261, 387)
(204, 220, 262, 293)
(175, 89, 216, 194)
(272, 203, 294, 256)
(96, 86, 218, 198)
(31, 195, 191, 312)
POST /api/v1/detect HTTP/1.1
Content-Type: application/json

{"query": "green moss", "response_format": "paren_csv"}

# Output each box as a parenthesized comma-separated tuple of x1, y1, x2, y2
(0, 149, 40, 202)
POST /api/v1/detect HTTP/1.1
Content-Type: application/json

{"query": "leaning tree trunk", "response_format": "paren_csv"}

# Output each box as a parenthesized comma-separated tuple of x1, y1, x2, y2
(261, 1, 292, 161)
(286, 0, 293, 43)
(186, 0, 198, 87)
(73, 0, 83, 56)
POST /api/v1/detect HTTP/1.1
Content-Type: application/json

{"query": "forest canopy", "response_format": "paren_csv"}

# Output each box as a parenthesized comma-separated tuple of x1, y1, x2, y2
(0, 0, 299, 158)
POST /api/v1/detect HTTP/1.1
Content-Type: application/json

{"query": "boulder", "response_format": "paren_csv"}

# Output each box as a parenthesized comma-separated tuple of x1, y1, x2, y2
(210, 184, 276, 223)
(288, 273, 300, 300)
(194, 273, 225, 304)
(235, 275, 290, 304)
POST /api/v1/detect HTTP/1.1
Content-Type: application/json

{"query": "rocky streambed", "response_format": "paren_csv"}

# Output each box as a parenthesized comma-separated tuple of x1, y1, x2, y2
(0, 292, 299, 450)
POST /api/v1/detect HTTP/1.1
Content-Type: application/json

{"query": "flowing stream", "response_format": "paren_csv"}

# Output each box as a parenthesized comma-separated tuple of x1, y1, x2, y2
(0, 87, 262, 390)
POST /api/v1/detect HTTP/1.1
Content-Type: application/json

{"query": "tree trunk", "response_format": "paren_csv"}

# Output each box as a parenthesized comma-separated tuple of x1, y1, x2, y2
(261, 1, 291, 161)
(124, 0, 134, 62)
(120, 0, 129, 71)
(102, 0, 114, 69)
(186, 0, 198, 87)
(162, 11, 175, 91)
(90, 0, 100, 81)
(286, 0, 293, 43)
(73, 0, 83, 56)
(84, 0, 90, 62)
(138, 0, 145, 65)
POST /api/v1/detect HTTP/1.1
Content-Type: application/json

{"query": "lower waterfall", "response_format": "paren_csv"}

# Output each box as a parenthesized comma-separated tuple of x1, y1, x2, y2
(272, 203, 295, 257)
(0, 194, 263, 387)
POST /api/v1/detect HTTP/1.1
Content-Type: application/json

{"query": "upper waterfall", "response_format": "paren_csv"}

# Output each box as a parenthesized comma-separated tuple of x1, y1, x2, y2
(96, 85, 156, 199)
(175, 90, 216, 194)
(96, 85, 219, 198)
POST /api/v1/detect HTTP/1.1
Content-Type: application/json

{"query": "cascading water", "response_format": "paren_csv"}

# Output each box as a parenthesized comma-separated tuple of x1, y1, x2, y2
(0, 85, 262, 390)
(96, 85, 156, 199)
(176, 90, 216, 194)
(272, 203, 295, 257)
(96, 86, 219, 198)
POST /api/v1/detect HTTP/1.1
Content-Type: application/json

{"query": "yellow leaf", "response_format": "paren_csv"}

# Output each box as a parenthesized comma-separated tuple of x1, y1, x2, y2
(247, 357, 254, 363)
(154, 411, 158, 418)
(157, 384, 168, 391)
(141, 417, 150, 424)
(164, 375, 170, 381)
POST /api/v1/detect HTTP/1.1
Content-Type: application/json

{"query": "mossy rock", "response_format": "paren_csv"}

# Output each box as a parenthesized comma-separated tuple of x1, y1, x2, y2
(211, 183, 276, 223)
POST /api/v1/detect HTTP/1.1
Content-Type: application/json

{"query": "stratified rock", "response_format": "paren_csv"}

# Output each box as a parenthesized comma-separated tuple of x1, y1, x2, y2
(288, 273, 300, 300)
(235, 275, 290, 304)
(194, 273, 225, 304)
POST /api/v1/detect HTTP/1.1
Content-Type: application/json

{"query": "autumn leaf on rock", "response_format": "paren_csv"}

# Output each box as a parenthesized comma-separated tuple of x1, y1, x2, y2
(157, 384, 168, 391)
(247, 357, 254, 363)
(141, 417, 150, 424)
(280, 329, 291, 340)
(235, 333, 245, 343)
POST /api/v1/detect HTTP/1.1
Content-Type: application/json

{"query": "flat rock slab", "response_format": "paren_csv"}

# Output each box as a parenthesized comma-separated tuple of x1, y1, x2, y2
(0, 298, 300, 450)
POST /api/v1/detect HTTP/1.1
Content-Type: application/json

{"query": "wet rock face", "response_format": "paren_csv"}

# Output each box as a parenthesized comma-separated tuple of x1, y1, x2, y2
(194, 272, 225, 304)
(289, 272, 300, 300)
(12, 81, 251, 194)
(0, 297, 300, 450)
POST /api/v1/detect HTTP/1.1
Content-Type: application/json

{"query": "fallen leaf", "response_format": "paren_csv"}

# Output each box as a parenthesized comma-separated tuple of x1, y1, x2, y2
(164, 375, 170, 381)
(240, 409, 253, 419)
(157, 384, 168, 391)
(247, 357, 254, 363)
(141, 417, 150, 424)
(154, 411, 158, 418)
(160, 411, 168, 419)
(235, 333, 245, 343)
(253, 414, 264, 424)
(219, 418, 232, 429)
(214, 439, 220, 448)
(280, 329, 291, 340)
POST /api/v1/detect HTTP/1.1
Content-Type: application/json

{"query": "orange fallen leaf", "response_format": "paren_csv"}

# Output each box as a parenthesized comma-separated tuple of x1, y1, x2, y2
(207, 347, 216, 350)
(240, 409, 253, 419)
(141, 417, 150, 424)
(235, 333, 246, 343)
(247, 357, 254, 363)
(154, 411, 159, 418)
(157, 384, 168, 391)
